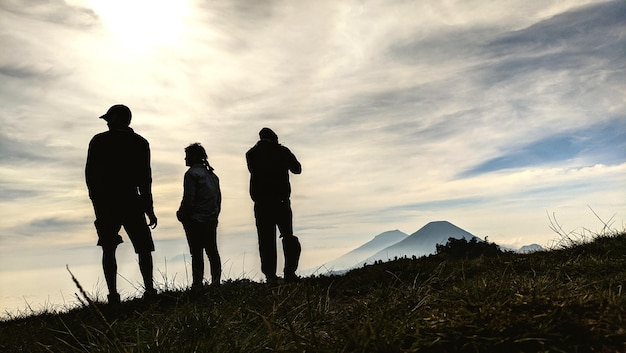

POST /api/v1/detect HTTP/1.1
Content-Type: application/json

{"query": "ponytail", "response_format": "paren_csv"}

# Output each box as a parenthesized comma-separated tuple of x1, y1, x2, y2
(202, 158, 214, 172)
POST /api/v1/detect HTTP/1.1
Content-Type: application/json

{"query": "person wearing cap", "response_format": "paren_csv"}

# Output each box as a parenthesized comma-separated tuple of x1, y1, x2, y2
(176, 142, 222, 288)
(85, 104, 158, 304)
(246, 128, 302, 283)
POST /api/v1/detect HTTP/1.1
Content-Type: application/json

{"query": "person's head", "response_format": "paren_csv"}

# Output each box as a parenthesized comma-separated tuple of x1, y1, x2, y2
(184, 142, 208, 167)
(100, 104, 132, 128)
(259, 127, 278, 143)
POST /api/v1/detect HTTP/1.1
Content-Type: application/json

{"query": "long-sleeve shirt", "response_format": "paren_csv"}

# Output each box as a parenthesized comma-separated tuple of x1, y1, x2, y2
(85, 127, 154, 213)
(246, 139, 301, 202)
(177, 164, 221, 223)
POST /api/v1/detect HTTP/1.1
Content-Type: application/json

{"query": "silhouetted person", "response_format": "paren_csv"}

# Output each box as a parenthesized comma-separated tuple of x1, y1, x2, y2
(177, 143, 222, 288)
(246, 128, 302, 283)
(85, 104, 157, 304)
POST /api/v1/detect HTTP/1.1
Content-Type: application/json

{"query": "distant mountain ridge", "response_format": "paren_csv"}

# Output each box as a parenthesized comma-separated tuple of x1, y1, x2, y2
(364, 221, 478, 264)
(318, 221, 480, 273)
(320, 230, 408, 271)
(518, 244, 545, 253)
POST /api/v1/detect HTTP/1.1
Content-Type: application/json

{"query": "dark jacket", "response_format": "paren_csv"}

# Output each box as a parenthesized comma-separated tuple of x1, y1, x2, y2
(85, 127, 154, 213)
(246, 139, 301, 202)
(177, 164, 221, 223)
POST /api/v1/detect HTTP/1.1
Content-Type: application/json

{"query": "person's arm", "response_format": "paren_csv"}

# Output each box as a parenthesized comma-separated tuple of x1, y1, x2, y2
(85, 142, 94, 198)
(245, 149, 255, 173)
(177, 170, 196, 222)
(287, 148, 302, 175)
(215, 174, 222, 216)
(138, 141, 157, 228)
(85, 137, 102, 201)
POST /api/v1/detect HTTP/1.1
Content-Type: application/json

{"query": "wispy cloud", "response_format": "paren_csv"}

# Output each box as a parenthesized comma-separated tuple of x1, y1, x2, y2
(461, 118, 626, 177)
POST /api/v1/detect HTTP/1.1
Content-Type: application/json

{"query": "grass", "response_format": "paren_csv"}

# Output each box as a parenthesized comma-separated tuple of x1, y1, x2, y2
(1, 230, 625, 353)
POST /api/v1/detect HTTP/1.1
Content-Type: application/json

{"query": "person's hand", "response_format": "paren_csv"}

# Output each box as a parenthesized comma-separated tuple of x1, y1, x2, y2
(147, 211, 158, 229)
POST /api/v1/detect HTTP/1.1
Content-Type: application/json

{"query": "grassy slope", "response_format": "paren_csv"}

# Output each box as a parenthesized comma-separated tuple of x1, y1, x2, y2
(1, 232, 625, 353)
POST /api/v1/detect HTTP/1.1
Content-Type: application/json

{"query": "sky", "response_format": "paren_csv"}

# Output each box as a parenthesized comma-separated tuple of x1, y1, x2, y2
(1, 0, 625, 317)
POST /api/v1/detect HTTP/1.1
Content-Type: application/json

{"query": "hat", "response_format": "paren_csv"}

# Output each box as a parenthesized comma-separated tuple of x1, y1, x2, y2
(259, 127, 278, 142)
(99, 104, 132, 126)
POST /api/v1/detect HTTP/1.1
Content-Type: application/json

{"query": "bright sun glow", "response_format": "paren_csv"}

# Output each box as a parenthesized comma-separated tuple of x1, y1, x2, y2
(89, 0, 190, 53)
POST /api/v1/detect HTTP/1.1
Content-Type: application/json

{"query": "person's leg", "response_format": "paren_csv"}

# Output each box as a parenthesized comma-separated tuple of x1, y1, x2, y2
(123, 204, 156, 295)
(277, 199, 300, 280)
(183, 221, 205, 288)
(282, 235, 301, 281)
(204, 221, 222, 286)
(138, 251, 155, 294)
(254, 201, 277, 280)
(93, 205, 123, 303)
(102, 246, 120, 302)
(276, 199, 294, 238)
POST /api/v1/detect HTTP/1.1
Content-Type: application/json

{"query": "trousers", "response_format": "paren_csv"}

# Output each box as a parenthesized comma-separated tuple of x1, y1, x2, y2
(254, 199, 301, 278)
(182, 219, 221, 286)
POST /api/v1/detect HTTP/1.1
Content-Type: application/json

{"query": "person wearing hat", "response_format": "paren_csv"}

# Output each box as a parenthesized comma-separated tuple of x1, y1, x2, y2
(246, 128, 302, 283)
(85, 104, 158, 304)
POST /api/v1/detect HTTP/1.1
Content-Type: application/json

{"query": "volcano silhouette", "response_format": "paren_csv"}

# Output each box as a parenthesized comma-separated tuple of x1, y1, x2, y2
(363, 221, 478, 263)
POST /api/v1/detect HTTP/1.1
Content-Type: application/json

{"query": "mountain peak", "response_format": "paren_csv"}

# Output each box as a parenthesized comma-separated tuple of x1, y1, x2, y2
(373, 229, 404, 239)
(410, 221, 474, 238)
(318, 230, 408, 271)
(364, 221, 477, 263)
(518, 244, 545, 253)
(317, 221, 479, 273)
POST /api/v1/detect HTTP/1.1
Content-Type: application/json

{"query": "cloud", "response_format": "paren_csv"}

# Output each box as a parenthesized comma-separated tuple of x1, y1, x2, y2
(20, 216, 86, 235)
(480, 0, 625, 89)
(487, 0, 625, 53)
(0, 130, 52, 163)
(0, 63, 53, 80)
(299, 1, 625, 188)
(392, 197, 490, 212)
(461, 118, 626, 177)
(0, 0, 97, 28)
(0, 185, 40, 201)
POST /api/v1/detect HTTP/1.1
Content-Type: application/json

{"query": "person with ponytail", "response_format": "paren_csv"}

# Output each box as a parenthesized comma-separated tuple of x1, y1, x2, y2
(177, 143, 222, 288)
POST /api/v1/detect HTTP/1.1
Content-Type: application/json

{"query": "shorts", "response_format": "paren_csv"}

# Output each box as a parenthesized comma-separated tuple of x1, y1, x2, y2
(93, 200, 154, 253)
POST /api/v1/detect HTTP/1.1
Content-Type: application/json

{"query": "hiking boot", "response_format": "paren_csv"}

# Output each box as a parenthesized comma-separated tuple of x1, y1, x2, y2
(266, 276, 283, 286)
(143, 288, 157, 301)
(107, 293, 121, 305)
(285, 273, 301, 283)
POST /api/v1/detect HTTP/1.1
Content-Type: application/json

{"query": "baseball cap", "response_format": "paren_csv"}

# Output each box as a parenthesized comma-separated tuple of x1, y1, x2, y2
(99, 104, 132, 126)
